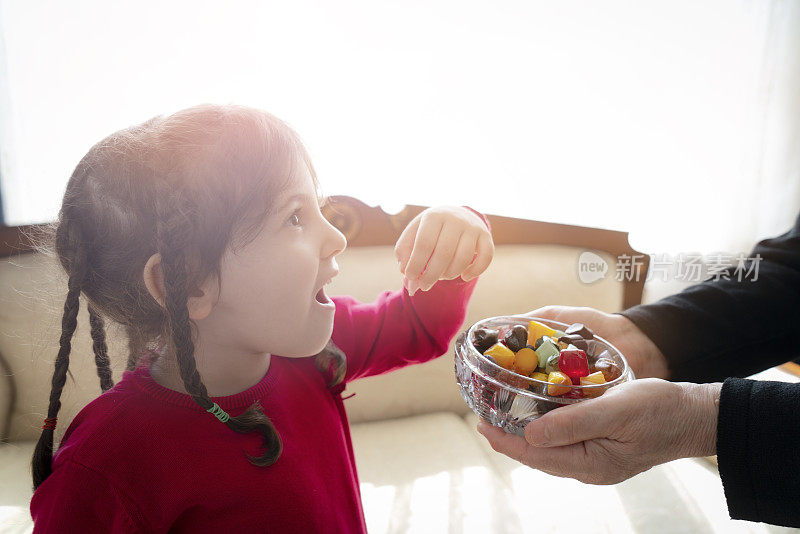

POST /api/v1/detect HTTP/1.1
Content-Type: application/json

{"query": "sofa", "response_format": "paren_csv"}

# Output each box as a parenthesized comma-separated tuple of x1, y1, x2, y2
(1, 198, 796, 534)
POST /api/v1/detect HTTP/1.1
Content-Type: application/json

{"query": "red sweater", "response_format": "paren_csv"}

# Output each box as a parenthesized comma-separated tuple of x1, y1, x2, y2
(30, 278, 477, 533)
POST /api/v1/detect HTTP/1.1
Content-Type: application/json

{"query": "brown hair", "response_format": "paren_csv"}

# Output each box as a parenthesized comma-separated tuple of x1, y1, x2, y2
(31, 104, 345, 489)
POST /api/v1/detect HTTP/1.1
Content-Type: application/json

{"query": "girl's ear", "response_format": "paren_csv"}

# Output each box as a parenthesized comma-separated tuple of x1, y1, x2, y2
(143, 253, 217, 320)
(143, 253, 167, 307)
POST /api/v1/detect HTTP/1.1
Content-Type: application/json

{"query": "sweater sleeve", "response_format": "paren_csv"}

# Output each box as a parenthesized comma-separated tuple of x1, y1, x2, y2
(618, 210, 800, 382)
(31, 458, 149, 533)
(717, 378, 800, 528)
(617, 210, 800, 527)
(330, 276, 478, 383)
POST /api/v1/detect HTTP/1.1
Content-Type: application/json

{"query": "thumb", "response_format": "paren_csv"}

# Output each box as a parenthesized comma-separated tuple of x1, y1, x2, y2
(524, 399, 611, 447)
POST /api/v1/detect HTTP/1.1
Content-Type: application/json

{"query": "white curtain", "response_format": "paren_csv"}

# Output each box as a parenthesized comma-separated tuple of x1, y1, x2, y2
(1, 0, 798, 266)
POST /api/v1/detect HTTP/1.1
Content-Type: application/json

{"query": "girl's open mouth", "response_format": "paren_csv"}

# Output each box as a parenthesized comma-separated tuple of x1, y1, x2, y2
(315, 287, 331, 305)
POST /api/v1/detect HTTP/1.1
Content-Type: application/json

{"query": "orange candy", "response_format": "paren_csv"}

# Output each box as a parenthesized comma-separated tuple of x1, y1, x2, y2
(579, 371, 607, 398)
(512, 347, 538, 376)
(547, 371, 572, 396)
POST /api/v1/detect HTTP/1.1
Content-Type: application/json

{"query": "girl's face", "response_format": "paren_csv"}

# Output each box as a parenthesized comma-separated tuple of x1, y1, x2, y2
(200, 166, 347, 358)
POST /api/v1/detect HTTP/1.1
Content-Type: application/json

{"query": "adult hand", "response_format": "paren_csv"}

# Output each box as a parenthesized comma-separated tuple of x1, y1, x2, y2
(477, 378, 722, 484)
(395, 206, 494, 295)
(524, 305, 670, 379)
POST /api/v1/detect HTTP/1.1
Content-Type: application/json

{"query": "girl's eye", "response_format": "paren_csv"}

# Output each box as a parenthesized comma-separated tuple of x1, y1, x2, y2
(287, 211, 301, 227)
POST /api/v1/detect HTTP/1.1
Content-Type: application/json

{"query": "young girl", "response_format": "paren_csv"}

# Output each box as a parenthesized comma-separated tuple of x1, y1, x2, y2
(29, 104, 494, 533)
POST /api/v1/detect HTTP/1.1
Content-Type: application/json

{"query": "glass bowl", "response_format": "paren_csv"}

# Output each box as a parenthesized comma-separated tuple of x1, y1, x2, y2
(454, 315, 634, 436)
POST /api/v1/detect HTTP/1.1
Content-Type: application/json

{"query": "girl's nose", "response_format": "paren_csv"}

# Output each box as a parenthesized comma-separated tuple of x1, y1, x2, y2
(322, 217, 347, 260)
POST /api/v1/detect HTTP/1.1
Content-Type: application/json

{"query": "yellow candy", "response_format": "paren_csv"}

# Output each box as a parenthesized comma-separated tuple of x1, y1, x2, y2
(484, 342, 515, 370)
(513, 347, 538, 376)
(527, 321, 557, 347)
(580, 371, 607, 398)
(547, 371, 572, 396)
(531, 372, 549, 382)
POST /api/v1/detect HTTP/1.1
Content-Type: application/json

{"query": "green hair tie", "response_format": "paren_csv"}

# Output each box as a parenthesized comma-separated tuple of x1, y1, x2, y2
(206, 402, 230, 423)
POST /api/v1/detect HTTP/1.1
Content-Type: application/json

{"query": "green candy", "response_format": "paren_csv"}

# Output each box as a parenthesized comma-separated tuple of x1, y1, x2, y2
(535, 338, 560, 369)
(553, 329, 566, 339)
(545, 353, 561, 375)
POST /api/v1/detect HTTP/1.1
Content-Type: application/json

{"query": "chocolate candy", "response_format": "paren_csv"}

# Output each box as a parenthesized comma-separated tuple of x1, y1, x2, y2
(473, 327, 500, 353)
(558, 348, 590, 383)
(594, 357, 622, 381)
(504, 325, 528, 353)
(565, 322, 594, 340)
(535, 338, 560, 369)
(558, 334, 588, 351)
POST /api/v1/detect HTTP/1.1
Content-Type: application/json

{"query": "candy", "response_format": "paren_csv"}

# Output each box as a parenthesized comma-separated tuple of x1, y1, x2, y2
(580, 371, 607, 398)
(512, 347, 538, 376)
(504, 325, 528, 353)
(558, 349, 590, 383)
(545, 353, 560, 375)
(484, 343, 515, 370)
(553, 329, 566, 338)
(564, 388, 585, 399)
(535, 338, 560, 369)
(527, 320, 557, 347)
(547, 371, 572, 396)
(531, 371, 549, 382)
(565, 322, 594, 340)
(594, 358, 622, 381)
(473, 327, 500, 353)
(558, 334, 588, 351)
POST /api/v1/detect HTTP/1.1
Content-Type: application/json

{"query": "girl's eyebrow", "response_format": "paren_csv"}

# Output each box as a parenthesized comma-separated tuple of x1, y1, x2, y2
(277, 192, 324, 212)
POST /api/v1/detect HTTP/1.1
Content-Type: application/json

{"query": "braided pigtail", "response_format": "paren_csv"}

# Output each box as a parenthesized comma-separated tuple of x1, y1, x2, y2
(88, 305, 114, 392)
(31, 272, 82, 489)
(314, 340, 347, 388)
(124, 326, 144, 371)
(156, 208, 282, 467)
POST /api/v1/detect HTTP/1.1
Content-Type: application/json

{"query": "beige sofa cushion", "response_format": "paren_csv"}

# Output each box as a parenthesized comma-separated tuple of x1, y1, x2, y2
(0, 244, 622, 441)
(351, 412, 523, 533)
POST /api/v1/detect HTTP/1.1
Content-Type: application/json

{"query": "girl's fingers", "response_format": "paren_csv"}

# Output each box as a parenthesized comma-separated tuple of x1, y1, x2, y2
(403, 215, 444, 284)
(442, 231, 478, 280)
(417, 223, 463, 291)
(460, 232, 494, 281)
(394, 216, 421, 274)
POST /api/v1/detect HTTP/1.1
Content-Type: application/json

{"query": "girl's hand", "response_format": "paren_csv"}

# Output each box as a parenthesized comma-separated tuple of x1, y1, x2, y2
(477, 378, 722, 485)
(395, 206, 494, 295)
(523, 306, 670, 379)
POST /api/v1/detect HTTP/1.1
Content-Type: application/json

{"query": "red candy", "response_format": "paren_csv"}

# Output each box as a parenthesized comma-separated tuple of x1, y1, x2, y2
(558, 349, 590, 384)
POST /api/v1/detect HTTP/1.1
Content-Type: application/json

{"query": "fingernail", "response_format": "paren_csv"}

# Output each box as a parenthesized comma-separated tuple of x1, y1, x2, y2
(407, 279, 419, 296)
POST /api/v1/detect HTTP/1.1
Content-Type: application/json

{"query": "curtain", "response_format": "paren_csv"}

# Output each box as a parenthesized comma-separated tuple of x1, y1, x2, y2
(1, 1, 798, 275)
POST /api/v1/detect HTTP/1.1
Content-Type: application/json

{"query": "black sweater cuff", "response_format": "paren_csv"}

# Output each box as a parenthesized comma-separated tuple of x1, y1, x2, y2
(717, 377, 800, 527)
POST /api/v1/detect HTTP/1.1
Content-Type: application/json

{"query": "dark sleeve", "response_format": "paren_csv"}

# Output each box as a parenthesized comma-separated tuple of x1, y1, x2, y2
(618, 210, 800, 382)
(617, 211, 800, 527)
(717, 378, 800, 528)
